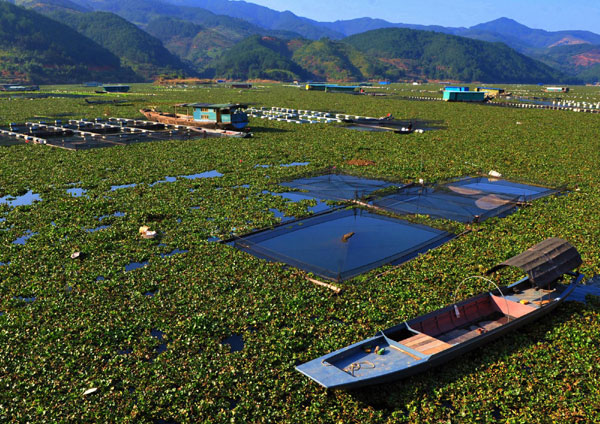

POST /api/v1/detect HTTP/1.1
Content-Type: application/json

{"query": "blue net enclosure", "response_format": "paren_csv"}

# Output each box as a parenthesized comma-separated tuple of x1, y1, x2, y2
(279, 173, 403, 201)
(232, 208, 455, 282)
(372, 185, 520, 223)
(444, 177, 558, 202)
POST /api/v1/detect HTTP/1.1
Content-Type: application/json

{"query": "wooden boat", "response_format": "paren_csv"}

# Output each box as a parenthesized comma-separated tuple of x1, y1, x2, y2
(140, 103, 249, 131)
(296, 238, 584, 390)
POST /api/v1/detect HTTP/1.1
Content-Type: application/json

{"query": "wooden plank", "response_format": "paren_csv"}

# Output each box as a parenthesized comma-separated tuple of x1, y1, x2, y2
(400, 333, 452, 355)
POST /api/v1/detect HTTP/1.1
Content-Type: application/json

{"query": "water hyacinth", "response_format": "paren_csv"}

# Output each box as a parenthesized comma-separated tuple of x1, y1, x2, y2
(0, 82, 598, 422)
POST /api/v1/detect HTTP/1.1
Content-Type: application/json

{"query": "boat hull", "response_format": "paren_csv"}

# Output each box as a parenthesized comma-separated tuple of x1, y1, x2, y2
(140, 109, 248, 131)
(296, 279, 579, 390)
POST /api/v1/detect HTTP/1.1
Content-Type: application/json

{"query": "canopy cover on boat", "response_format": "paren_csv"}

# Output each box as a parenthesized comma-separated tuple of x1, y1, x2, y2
(487, 238, 582, 288)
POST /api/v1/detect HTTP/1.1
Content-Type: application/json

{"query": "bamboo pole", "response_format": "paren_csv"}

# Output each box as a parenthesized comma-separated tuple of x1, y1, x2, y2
(306, 277, 342, 294)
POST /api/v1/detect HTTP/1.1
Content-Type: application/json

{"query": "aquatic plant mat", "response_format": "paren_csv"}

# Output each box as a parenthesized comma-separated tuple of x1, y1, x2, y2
(1, 82, 600, 422)
(232, 208, 455, 282)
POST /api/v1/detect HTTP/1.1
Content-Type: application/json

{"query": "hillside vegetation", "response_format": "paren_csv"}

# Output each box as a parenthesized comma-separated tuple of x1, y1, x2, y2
(209, 35, 311, 81)
(532, 44, 600, 83)
(0, 1, 137, 83)
(45, 10, 193, 79)
(292, 38, 401, 81)
(345, 28, 574, 83)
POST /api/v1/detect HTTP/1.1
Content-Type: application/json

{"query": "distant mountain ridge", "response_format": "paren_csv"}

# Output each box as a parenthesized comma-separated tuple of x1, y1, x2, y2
(1, 0, 594, 84)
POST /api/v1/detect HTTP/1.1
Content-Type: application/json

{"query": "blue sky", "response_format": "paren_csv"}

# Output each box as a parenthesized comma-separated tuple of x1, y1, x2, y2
(246, 0, 600, 33)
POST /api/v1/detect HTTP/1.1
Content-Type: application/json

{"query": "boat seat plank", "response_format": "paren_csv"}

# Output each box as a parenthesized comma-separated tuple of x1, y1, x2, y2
(439, 316, 511, 345)
(400, 333, 453, 355)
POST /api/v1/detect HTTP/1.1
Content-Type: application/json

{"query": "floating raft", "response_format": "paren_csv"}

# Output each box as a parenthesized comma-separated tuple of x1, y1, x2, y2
(0, 117, 250, 150)
(246, 106, 419, 132)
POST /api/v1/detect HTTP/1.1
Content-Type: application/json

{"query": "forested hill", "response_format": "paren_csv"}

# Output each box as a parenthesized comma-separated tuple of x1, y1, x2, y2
(209, 36, 311, 81)
(44, 10, 194, 79)
(0, 2, 138, 83)
(345, 28, 574, 83)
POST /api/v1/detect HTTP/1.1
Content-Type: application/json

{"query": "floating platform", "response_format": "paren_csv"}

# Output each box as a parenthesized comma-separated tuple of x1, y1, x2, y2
(0, 117, 250, 150)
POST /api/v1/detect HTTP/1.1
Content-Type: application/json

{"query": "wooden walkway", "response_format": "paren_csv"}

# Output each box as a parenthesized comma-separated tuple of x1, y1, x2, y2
(566, 275, 600, 304)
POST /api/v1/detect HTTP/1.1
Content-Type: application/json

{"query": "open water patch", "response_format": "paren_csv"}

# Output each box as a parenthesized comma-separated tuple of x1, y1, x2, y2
(150, 176, 176, 186)
(269, 192, 331, 214)
(160, 248, 188, 257)
(0, 190, 42, 207)
(111, 183, 137, 191)
(12, 230, 36, 245)
(125, 261, 148, 271)
(14, 296, 36, 303)
(180, 170, 222, 179)
(221, 334, 244, 353)
(281, 162, 310, 167)
(67, 188, 87, 197)
(151, 329, 168, 355)
(86, 225, 110, 233)
(98, 211, 125, 221)
(269, 208, 295, 222)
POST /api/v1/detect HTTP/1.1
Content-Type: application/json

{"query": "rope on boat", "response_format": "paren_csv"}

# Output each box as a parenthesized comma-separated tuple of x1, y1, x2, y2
(343, 361, 375, 376)
(321, 359, 376, 376)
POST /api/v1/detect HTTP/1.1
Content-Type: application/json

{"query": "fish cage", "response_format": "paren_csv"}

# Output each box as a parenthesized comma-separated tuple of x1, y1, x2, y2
(279, 172, 404, 202)
(372, 185, 520, 223)
(444, 176, 558, 202)
(231, 208, 455, 282)
(0, 117, 244, 150)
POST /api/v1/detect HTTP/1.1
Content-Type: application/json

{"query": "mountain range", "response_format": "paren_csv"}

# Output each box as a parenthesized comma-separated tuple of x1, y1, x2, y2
(1, 0, 599, 84)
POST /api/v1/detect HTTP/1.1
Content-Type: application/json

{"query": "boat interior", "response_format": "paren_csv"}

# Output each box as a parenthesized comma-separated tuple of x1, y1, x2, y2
(325, 278, 570, 378)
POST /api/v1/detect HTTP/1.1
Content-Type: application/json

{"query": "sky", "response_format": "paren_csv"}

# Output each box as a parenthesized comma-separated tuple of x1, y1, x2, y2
(245, 0, 600, 33)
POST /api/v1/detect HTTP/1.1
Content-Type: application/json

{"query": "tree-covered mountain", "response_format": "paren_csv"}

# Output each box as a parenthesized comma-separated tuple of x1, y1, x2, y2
(208, 35, 406, 82)
(144, 17, 243, 69)
(532, 44, 600, 83)
(43, 10, 194, 79)
(208, 35, 311, 81)
(345, 28, 574, 83)
(0, 1, 138, 83)
(291, 38, 401, 81)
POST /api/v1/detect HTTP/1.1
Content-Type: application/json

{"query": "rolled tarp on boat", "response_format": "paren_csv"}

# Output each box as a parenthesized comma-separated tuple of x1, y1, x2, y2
(487, 237, 582, 288)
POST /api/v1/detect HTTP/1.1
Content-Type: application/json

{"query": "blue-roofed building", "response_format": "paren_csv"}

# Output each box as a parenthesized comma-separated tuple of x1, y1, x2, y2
(443, 91, 486, 102)
(444, 86, 470, 92)
(140, 103, 249, 130)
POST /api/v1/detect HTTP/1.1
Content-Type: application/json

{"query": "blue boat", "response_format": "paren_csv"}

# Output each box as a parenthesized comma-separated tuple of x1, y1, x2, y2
(296, 238, 583, 390)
